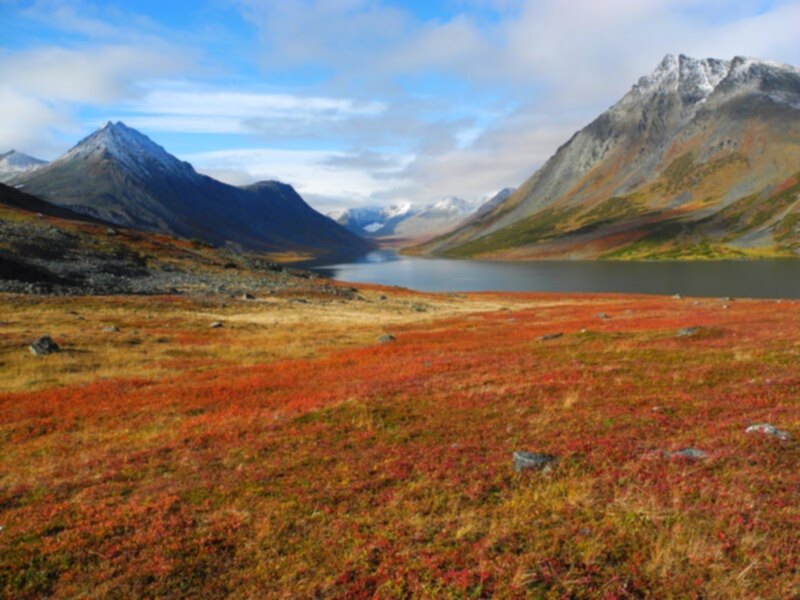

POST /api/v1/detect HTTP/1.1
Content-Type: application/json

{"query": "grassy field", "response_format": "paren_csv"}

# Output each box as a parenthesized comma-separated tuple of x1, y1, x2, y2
(1, 288, 799, 598)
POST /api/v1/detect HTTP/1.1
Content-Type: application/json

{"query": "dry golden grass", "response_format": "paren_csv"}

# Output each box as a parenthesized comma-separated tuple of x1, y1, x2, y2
(0, 289, 527, 393)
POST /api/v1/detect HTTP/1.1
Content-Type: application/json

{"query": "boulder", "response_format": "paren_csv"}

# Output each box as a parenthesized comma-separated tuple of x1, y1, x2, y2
(29, 336, 60, 356)
(676, 326, 702, 337)
(668, 448, 707, 460)
(513, 451, 557, 473)
(538, 333, 563, 341)
(379, 334, 396, 344)
(746, 423, 792, 441)
(210, 321, 223, 329)
(102, 325, 120, 333)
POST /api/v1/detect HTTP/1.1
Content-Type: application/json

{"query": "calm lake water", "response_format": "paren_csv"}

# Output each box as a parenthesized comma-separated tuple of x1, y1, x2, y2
(304, 250, 800, 298)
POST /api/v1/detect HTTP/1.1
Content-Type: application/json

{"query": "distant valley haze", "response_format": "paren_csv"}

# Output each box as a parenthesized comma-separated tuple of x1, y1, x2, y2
(2, 0, 799, 216)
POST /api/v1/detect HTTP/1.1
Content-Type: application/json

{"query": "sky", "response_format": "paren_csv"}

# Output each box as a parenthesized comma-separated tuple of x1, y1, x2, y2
(1, 0, 800, 214)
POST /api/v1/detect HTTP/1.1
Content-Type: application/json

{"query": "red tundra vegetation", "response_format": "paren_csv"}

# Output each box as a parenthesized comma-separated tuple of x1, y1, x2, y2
(0, 290, 798, 597)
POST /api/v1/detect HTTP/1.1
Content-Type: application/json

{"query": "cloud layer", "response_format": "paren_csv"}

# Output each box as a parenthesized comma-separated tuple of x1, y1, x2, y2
(2, 0, 800, 210)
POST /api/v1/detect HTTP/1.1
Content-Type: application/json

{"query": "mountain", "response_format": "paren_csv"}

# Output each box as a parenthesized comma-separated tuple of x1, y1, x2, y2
(0, 150, 47, 182)
(419, 55, 800, 260)
(332, 197, 480, 241)
(388, 197, 477, 240)
(331, 203, 415, 237)
(9, 122, 369, 256)
(472, 188, 516, 219)
(0, 181, 105, 222)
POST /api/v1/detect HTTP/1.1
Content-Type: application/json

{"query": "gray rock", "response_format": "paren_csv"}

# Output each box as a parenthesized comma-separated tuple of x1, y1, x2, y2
(538, 333, 563, 341)
(210, 321, 223, 329)
(668, 448, 707, 460)
(29, 335, 60, 355)
(513, 451, 557, 472)
(676, 326, 702, 337)
(596, 313, 610, 320)
(241, 293, 255, 300)
(672, 293, 683, 300)
(379, 334, 396, 344)
(746, 423, 792, 441)
(102, 325, 120, 333)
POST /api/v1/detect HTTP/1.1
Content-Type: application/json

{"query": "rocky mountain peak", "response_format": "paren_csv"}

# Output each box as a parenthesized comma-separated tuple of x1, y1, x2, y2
(630, 54, 731, 106)
(0, 150, 48, 183)
(59, 121, 195, 180)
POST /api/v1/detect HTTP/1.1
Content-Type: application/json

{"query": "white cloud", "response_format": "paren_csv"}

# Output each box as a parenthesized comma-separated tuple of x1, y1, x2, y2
(184, 147, 414, 214)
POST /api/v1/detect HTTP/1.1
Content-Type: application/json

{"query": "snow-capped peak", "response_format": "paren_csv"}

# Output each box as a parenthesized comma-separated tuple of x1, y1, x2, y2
(383, 202, 413, 219)
(0, 150, 48, 182)
(628, 54, 800, 108)
(631, 54, 730, 104)
(427, 196, 476, 214)
(58, 121, 195, 179)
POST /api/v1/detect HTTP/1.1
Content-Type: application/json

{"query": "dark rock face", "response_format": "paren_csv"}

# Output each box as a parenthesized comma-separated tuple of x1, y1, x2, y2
(29, 336, 60, 355)
(513, 451, 557, 472)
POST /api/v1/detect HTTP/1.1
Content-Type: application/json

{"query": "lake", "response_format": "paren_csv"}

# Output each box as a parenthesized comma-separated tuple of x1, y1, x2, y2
(303, 250, 800, 298)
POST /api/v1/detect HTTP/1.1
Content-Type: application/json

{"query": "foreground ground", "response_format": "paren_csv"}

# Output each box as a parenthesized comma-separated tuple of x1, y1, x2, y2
(1, 287, 798, 598)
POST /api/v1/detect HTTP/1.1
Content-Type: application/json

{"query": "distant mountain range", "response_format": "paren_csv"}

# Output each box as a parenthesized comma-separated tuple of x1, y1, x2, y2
(333, 189, 515, 241)
(419, 55, 800, 260)
(4, 122, 368, 256)
(0, 150, 47, 181)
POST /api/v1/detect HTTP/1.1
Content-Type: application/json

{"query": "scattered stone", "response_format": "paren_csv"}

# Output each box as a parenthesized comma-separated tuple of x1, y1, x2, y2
(513, 451, 557, 473)
(596, 312, 610, 320)
(721, 297, 733, 302)
(668, 448, 707, 460)
(672, 293, 683, 299)
(102, 325, 120, 333)
(241, 293, 255, 300)
(746, 423, 792, 441)
(379, 334, 396, 344)
(210, 321, 223, 329)
(29, 335, 60, 356)
(538, 333, 563, 341)
(676, 326, 702, 337)
(106, 227, 118, 236)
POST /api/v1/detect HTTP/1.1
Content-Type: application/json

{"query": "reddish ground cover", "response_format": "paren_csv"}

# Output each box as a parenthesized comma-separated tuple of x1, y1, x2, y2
(1, 292, 799, 598)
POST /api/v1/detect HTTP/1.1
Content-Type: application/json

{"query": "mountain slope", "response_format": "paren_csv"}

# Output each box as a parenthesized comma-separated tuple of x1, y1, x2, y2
(0, 150, 47, 183)
(420, 55, 800, 260)
(11, 122, 369, 256)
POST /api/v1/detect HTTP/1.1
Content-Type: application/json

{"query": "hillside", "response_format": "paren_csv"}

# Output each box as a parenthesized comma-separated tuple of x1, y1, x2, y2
(419, 55, 800, 260)
(0, 183, 350, 296)
(8, 123, 369, 257)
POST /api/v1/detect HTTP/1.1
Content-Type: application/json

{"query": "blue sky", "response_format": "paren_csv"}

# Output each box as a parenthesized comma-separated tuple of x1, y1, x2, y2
(2, 0, 799, 213)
